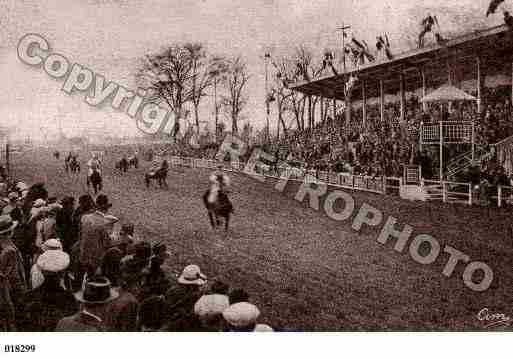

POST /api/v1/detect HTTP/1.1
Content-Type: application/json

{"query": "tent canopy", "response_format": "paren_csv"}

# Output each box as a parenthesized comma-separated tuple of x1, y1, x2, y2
(421, 84, 477, 103)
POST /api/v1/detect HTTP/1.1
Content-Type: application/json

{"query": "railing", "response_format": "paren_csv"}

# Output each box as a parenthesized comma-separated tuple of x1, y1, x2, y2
(497, 185, 513, 207)
(167, 156, 512, 207)
(167, 156, 387, 195)
(421, 179, 473, 205)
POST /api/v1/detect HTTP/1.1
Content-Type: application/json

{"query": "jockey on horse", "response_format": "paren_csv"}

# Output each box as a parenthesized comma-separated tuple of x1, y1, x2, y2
(207, 166, 231, 204)
(87, 153, 102, 177)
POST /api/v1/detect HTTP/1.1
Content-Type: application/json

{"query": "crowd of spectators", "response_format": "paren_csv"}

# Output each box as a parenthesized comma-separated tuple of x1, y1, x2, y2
(0, 180, 272, 332)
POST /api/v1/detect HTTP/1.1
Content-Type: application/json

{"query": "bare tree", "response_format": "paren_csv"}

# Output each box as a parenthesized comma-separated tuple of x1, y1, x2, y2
(185, 44, 228, 134)
(221, 56, 250, 135)
(138, 45, 195, 137)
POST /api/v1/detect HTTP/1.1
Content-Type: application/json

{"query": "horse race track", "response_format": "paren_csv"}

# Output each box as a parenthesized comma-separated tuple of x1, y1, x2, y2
(12, 148, 513, 331)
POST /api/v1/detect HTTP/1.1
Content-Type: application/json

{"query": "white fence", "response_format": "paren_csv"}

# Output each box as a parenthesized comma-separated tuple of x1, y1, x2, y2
(166, 156, 511, 207)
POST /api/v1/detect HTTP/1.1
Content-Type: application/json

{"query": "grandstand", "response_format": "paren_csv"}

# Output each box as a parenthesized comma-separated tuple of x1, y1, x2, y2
(290, 24, 513, 181)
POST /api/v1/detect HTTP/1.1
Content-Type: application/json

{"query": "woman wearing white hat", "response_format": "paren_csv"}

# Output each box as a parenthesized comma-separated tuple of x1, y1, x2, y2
(21, 249, 77, 331)
(30, 238, 64, 290)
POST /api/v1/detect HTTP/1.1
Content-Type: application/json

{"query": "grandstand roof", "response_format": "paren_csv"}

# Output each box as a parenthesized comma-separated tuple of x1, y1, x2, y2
(290, 24, 513, 101)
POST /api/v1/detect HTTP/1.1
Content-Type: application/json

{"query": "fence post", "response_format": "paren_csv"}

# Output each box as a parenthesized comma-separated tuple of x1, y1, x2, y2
(442, 181, 447, 203)
(498, 185, 502, 208)
(382, 176, 387, 194)
(468, 183, 472, 206)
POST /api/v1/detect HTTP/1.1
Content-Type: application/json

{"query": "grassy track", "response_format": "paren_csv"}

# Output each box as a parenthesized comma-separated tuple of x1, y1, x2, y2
(10, 148, 513, 330)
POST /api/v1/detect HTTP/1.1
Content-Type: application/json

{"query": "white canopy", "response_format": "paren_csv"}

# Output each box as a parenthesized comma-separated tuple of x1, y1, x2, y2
(421, 84, 477, 103)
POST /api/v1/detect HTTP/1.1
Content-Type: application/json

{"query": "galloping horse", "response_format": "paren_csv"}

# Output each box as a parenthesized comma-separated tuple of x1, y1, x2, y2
(87, 169, 102, 194)
(145, 160, 168, 189)
(202, 172, 233, 231)
(202, 188, 233, 231)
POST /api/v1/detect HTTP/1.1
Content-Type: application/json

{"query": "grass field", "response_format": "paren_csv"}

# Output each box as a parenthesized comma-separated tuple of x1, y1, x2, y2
(10, 147, 513, 331)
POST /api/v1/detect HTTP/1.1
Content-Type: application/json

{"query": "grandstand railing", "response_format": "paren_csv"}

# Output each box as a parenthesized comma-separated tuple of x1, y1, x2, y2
(168, 156, 388, 194)
(420, 179, 473, 205)
(167, 156, 511, 206)
(497, 185, 513, 207)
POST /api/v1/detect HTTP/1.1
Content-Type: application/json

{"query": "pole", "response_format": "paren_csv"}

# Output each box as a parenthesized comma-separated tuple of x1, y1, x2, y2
(439, 120, 443, 181)
(471, 119, 475, 163)
(6, 143, 10, 180)
(214, 76, 218, 143)
(265, 53, 270, 143)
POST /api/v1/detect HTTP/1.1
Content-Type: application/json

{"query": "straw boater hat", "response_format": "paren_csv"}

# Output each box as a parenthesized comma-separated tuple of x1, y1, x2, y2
(0, 215, 18, 236)
(33, 198, 46, 208)
(194, 294, 230, 319)
(41, 238, 63, 252)
(222, 302, 260, 328)
(178, 264, 207, 286)
(36, 250, 70, 273)
(74, 276, 119, 304)
(254, 324, 274, 332)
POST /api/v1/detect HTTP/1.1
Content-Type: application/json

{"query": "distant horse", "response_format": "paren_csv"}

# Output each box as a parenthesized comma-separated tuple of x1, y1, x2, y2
(116, 158, 129, 173)
(53, 151, 60, 159)
(145, 167, 168, 189)
(202, 189, 233, 231)
(128, 155, 138, 169)
(66, 156, 80, 173)
(87, 169, 102, 194)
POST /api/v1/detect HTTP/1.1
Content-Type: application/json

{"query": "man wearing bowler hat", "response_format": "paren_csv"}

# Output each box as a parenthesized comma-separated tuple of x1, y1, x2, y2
(0, 215, 26, 330)
(79, 195, 114, 282)
(55, 275, 118, 332)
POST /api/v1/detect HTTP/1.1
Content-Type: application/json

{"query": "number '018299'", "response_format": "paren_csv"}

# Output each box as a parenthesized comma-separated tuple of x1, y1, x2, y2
(4, 345, 36, 353)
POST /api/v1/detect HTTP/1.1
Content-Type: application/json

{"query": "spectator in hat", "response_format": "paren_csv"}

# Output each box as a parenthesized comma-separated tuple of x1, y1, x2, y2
(104, 264, 140, 331)
(0, 215, 27, 329)
(254, 324, 274, 332)
(163, 264, 207, 331)
(30, 238, 63, 289)
(38, 203, 61, 244)
(113, 223, 135, 256)
(79, 194, 114, 281)
(139, 242, 171, 299)
(100, 247, 123, 288)
(137, 295, 166, 331)
(2, 192, 23, 222)
(194, 293, 230, 331)
(120, 240, 152, 277)
(22, 250, 77, 331)
(71, 194, 95, 242)
(222, 302, 261, 332)
(56, 196, 75, 253)
(55, 275, 119, 332)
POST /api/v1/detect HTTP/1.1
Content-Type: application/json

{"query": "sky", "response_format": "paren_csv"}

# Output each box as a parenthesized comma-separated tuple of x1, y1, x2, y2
(0, 0, 507, 142)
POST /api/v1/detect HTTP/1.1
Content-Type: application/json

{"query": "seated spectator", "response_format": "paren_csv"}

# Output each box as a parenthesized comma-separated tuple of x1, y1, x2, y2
(22, 250, 77, 331)
(55, 276, 119, 332)
(222, 302, 261, 332)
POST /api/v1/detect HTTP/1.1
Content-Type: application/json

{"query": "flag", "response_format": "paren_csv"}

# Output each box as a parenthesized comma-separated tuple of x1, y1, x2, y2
(486, 0, 505, 16)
